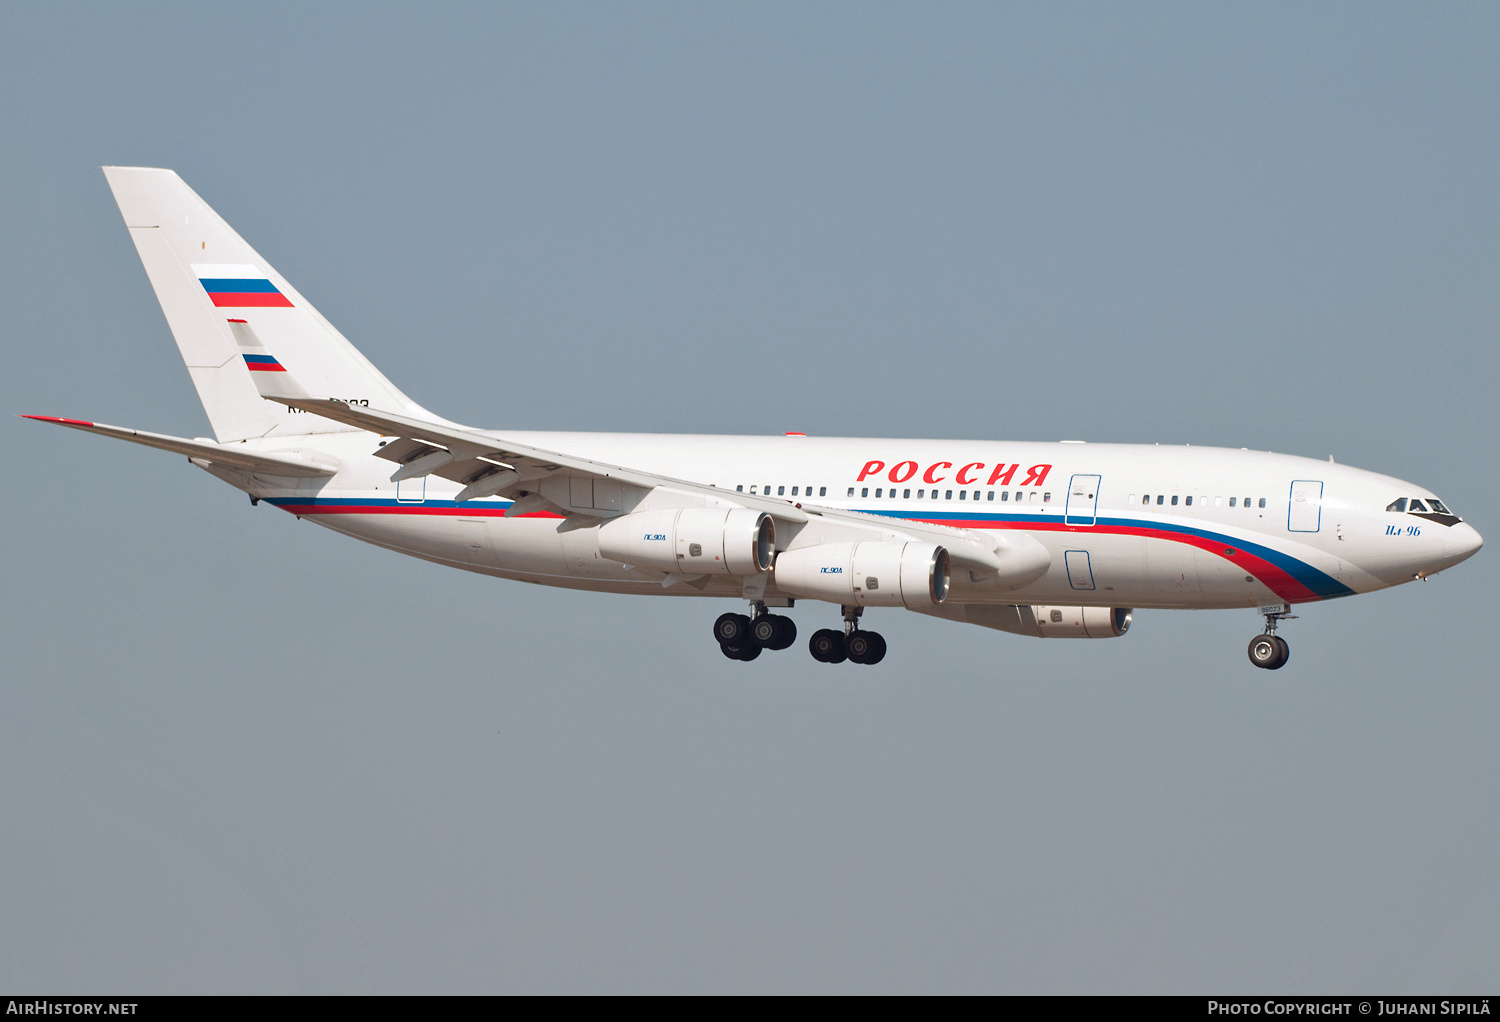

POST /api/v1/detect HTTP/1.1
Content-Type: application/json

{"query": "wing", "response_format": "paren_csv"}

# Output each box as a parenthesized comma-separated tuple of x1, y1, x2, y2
(271, 394, 1042, 577)
(20, 415, 338, 478)
(233, 336, 1035, 578)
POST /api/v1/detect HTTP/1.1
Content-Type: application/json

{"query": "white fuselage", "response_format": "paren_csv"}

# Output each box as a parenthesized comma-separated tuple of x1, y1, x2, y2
(231, 431, 1480, 612)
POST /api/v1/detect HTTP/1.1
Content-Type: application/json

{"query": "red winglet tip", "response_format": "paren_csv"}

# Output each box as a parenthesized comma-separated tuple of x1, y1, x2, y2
(20, 415, 95, 427)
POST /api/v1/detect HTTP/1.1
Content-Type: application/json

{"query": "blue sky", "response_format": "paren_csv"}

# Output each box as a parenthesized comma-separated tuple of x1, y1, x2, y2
(3, 2, 1497, 992)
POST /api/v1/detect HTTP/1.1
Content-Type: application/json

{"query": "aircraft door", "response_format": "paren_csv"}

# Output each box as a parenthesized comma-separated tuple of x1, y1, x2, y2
(1065, 550, 1096, 590)
(457, 518, 493, 567)
(1065, 474, 1101, 526)
(1288, 480, 1323, 533)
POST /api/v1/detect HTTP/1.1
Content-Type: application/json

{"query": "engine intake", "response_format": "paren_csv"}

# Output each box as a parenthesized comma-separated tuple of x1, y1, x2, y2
(597, 507, 773, 575)
(773, 541, 950, 607)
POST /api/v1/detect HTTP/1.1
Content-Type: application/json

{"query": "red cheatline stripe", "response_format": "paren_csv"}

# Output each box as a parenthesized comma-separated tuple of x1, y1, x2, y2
(21, 415, 95, 427)
(245, 363, 288, 372)
(912, 516, 1322, 604)
(208, 292, 294, 308)
(273, 504, 562, 520)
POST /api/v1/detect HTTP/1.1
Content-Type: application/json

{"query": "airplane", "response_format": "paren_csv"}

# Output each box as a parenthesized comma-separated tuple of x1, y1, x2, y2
(24, 167, 1484, 669)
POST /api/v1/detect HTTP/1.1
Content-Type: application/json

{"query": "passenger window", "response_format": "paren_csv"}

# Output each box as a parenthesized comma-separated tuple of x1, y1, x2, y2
(791, 486, 798, 496)
(987, 491, 994, 501)
(1029, 492, 1038, 504)
(1014, 491, 1022, 502)
(1215, 496, 1222, 507)
(875, 488, 883, 497)
(1258, 498, 1266, 508)
(1408, 498, 1428, 512)
(945, 490, 953, 500)
(1142, 495, 1150, 505)
(1229, 497, 1236, 507)
(846, 487, 854, 497)
(736, 485, 743, 492)
(750, 485, 758, 494)
(904, 489, 911, 499)
(917, 489, 924, 498)
(959, 490, 966, 500)
(1001, 491, 1009, 502)
(1244, 497, 1251, 507)
(819, 487, 826, 497)
(1171, 495, 1179, 506)
(861, 487, 869, 498)
(1043, 492, 1050, 502)
(1429, 498, 1451, 514)
(1157, 495, 1164, 505)
(778, 486, 785, 496)
(1185, 496, 1193, 506)
(1385, 498, 1407, 512)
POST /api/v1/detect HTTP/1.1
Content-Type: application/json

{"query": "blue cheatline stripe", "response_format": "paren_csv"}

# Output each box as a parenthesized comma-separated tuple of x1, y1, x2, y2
(859, 506, 1354, 599)
(199, 278, 280, 293)
(266, 497, 1353, 600)
(242, 354, 281, 365)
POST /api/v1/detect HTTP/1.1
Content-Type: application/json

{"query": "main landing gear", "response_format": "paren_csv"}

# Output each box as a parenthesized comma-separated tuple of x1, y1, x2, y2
(1247, 604, 1296, 670)
(714, 605, 796, 661)
(713, 604, 887, 665)
(809, 606, 886, 666)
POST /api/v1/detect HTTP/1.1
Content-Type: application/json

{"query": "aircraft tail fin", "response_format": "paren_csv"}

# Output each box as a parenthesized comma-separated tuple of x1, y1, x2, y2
(103, 166, 432, 442)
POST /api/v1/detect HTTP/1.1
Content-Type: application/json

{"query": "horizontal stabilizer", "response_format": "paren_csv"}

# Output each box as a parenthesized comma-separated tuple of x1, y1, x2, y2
(20, 415, 339, 478)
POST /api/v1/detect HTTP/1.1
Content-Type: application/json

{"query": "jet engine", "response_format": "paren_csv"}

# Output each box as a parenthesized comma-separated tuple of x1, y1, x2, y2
(773, 541, 950, 607)
(597, 507, 774, 575)
(1032, 606, 1132, 638)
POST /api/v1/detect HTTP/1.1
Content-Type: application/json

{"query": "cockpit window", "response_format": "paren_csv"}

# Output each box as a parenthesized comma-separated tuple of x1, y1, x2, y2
(1386, 498, 1406, 512)
(1428, 498, 1452, 515)
(1408, 499, 1428, 513)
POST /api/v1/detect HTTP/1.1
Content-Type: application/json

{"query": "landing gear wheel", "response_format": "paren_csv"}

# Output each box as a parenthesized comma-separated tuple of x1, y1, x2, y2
(720, 641, 761, 661)
(1248, 633, 1288, 670)
(809, 628, 848, 663)
(846, 630, 886, 665)
(750, 615, 776, 646)
(714, 612, 751, 647)
(768, 615, 796, 650)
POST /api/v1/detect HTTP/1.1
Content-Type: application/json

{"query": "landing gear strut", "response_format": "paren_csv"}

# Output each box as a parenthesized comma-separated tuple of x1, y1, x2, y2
(714, 603, 796, 661)
(1248, 604, 1295, 670)
(808, 606, 887, 666)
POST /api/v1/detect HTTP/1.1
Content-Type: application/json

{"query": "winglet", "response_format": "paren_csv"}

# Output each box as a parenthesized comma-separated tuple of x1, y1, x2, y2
(226, 319, 311, 401)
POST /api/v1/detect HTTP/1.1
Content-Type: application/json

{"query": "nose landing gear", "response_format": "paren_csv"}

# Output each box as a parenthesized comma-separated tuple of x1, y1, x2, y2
(1248, 604, 1296, 670)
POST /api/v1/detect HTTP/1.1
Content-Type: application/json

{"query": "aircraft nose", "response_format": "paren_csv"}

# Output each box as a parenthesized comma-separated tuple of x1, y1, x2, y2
(1446, 522, 1483, 566)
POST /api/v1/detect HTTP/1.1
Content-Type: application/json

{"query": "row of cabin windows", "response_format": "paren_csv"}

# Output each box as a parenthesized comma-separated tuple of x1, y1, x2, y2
(1135, 494, 1267, 508)
(733, 485, 1052, 503)
(725, 485, 1278, 512)
(735, 485, 828, 497)
(852, 487, 1050, 502)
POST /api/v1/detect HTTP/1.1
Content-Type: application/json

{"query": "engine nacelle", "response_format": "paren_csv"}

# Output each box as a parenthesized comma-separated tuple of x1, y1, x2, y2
(773, 541, 950, 607)
(597, 506, 774, 575)
(1032, 606, 1132, 638)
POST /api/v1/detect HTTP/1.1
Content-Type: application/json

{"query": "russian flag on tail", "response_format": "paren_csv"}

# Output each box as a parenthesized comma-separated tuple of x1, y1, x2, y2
(242, 353, 287, 372)
(192, 263, 293, 307)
